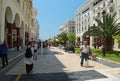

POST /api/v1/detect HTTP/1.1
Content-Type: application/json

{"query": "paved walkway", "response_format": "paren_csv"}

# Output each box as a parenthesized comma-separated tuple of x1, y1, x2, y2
(0, 47, 25, 66)
(51, 47, 120, 81)
(4, 47, 120, 81)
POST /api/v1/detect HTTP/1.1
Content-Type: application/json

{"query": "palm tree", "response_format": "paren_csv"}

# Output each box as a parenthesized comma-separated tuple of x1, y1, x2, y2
(83, 13, 120, 51)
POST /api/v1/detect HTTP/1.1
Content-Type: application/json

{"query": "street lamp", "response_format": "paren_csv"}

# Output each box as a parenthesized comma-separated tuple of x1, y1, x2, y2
(101, 10, 106, 46)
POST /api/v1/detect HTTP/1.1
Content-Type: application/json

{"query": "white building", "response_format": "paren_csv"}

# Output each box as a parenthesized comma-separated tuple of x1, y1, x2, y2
(59, 19, 75, 34)
(0, 0, 39, 48)
(76, 0, 120, 48)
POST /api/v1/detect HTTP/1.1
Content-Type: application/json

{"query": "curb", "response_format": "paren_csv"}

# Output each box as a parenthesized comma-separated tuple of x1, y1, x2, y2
(96, 57, 120, 65)
(8, 52, 25, 62)
(0, 51, 25, 67)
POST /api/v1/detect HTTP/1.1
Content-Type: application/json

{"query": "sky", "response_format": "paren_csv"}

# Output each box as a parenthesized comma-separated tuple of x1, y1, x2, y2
(33, 0, 86, 41)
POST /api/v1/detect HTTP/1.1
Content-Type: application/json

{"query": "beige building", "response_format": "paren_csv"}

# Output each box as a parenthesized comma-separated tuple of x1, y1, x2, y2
(59, 19, 75, 34)
(76, 0, 120, 48)
(0, 0, 39, 48)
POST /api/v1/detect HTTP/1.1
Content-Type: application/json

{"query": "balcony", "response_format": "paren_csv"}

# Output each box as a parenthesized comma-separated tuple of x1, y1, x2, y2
(107, 0, 114, 7)
(93, 0, 103, 6)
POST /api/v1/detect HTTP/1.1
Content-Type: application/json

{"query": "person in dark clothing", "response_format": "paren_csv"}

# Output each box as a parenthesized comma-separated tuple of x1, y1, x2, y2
(101, 45, 106, 57)
(25, 41, 33, 74)
(1, 41, 8, 67)
(17, 43, 20, 51)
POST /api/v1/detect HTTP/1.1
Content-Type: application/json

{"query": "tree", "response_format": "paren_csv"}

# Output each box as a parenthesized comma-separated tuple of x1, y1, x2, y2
(112, 35, 120, 44)
(68, 32, 76, 43)
(58, 32, 68, 46)
(83, 13, 120, 51)
(58, 36, 63, 44)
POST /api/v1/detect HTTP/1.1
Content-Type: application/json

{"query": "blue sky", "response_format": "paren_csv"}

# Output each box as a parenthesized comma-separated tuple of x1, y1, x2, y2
(33, 0, 86, 41)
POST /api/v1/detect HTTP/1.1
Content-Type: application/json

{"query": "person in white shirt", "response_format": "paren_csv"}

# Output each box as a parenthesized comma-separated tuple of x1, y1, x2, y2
(25, 41, 33, 74)
(34, 42, 38, 53)
(80, 41, 89, 67)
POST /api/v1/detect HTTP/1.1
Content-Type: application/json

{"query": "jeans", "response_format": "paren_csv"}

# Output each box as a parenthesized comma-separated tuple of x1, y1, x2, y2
(2, 54, 8, 66)
(80, 53, 88, 66)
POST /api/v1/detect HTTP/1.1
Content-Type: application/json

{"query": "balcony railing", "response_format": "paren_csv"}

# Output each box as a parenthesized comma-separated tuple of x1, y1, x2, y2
(93, 0, 103, 6)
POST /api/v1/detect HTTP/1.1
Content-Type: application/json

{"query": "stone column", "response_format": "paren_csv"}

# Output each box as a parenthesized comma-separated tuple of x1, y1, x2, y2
(25, 32, 27, 45)
(96, 38, 98, 45)
(8, 23, 13, 48)
(16, 28, 20, 51)
(17, 28, 20, 46)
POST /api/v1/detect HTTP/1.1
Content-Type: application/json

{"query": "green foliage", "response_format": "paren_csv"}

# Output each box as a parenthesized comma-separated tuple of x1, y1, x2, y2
(74, 47, 81, 53)
(68, 32, 76, 43)
(92, 48, 120, 63)
(58, 32, 68, 46)
(58, 36, 63, 43)
(83, 13, 120, 51)
(112, 35, 120, 44)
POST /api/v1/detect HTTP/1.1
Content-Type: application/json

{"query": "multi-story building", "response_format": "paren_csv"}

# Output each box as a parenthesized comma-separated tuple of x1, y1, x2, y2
(0, 0, 39, 48)
(76, 0, 92, 45)
(76, 0, 120, 48)
(59, 19, 75, 34)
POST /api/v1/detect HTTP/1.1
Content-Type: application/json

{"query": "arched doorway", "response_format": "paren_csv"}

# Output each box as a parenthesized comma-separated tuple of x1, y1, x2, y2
(14, 13, 20, 48)
(20, 21, 25, 47)
(5, 7, 13, 48)
(25, 25, 29, 46)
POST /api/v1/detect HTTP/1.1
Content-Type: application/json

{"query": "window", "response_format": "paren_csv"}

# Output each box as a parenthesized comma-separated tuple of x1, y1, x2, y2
(17, 0, 20, 5)
(103, 2, 106, 7)
(110, 0, 113, 3)
(110, 7, 113, 13)
(119, 11, 120, 18)
(98, 13, 100, 18)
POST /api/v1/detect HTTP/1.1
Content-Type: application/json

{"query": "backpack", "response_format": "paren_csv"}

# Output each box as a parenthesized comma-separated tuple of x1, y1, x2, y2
(25, 47, 32, 58)
(0, 45, 1, 57)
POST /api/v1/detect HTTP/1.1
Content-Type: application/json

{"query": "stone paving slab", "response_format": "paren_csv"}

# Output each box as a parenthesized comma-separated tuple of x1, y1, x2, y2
(50, 47, 120, 80)
(18, 70, 107, 81)
(2, 47, 120, 81)
(0, 47, 25, 66)
(96, 58, 120, 68)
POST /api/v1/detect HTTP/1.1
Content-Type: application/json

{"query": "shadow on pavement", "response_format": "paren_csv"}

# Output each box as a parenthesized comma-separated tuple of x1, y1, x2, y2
(0, 48, 108, 81)
(0, 70, 108, 81)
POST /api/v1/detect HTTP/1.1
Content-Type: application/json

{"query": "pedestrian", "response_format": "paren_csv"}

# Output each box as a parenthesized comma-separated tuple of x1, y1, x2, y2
(1, 41, 8, 67)
(88, 46, 92, 60)
(17, 43, 20, 51)
(34, 42, 38, 53)
(0, 43, 2, 58)
(31, 42, 37, 60)
(80, 41, 89, 67)
(25, 41, 33, 74)
(101, 45, 106, 57)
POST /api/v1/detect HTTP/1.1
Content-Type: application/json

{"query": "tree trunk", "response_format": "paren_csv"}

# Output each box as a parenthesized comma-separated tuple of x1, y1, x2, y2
(105, 37, 113, 52)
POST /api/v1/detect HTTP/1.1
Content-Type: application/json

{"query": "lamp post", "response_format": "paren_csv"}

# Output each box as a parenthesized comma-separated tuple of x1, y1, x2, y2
(101, 10, 106, 46)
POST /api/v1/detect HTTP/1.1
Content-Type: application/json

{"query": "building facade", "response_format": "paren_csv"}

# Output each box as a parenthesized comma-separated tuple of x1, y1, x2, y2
(59, 19, 75, 34)
(76, 0, 120, 48)
(0, 0, 39, 48)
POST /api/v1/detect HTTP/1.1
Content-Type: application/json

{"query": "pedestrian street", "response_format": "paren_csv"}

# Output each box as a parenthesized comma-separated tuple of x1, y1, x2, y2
(0, 47, 120, 81)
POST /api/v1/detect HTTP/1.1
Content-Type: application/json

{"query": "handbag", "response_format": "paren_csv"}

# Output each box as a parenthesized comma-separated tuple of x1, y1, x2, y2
(80, 53, 82, 58)
(32, 54, 37, 60)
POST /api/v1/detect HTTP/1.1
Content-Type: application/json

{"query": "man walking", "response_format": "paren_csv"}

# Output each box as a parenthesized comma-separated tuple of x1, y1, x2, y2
(80, 41, 89, 67)
(1, 41, 8, 67)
